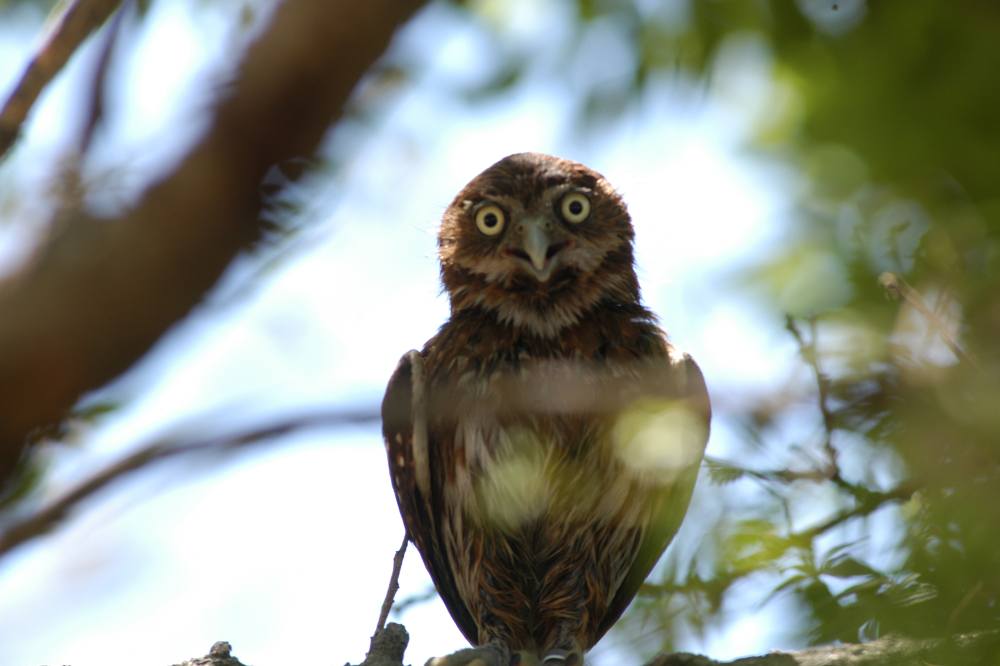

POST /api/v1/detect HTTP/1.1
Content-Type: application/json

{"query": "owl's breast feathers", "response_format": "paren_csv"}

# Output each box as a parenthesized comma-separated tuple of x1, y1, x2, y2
(382, 302, 710, 649)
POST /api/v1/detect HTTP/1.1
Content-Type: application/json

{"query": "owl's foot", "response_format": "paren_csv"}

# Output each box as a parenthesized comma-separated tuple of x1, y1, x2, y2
(426, 647, 540, 666)
(540, 648, 582, 666)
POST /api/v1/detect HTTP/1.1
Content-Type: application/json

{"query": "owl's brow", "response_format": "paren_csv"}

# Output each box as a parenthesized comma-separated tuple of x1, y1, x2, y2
(542, 174, 568, 190)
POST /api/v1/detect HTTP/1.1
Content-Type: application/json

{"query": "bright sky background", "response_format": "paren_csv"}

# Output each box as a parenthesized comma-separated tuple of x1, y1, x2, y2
(0, 1, 821, 664)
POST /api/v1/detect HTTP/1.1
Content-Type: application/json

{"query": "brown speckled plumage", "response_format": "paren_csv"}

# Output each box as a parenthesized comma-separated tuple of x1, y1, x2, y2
(382, 153, 710, 666)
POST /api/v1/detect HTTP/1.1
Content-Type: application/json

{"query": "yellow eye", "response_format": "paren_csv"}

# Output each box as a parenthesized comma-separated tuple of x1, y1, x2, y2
(561, 193, 590, 223)
(475, 205, 505, 236)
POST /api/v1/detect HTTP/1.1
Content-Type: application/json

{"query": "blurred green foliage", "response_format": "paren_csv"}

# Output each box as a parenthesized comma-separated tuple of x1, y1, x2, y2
(473, 0, 1000, 659)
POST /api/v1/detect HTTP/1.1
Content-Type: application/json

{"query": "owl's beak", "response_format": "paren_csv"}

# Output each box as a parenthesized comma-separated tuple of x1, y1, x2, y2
(503, 215, 573, 282)
(521, 220, 551, 273)
(512, 215, 571, 282)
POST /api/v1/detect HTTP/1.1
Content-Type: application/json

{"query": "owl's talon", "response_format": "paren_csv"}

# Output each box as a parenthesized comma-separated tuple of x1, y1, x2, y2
(541, 649, 582, 665)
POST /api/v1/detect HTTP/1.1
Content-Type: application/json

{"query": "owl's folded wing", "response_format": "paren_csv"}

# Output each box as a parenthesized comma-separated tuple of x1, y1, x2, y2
(382, 350, 481, 646)
(595, 348, 712, 642)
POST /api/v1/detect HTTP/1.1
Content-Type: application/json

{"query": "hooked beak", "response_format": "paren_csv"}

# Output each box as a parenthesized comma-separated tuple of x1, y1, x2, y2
(507, 216, 572, 282)
(522, 222, 550, 272)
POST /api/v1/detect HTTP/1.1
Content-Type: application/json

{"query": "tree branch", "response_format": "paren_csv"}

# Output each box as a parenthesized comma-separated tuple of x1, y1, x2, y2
(373, 532, 409, 638)
(0, 407, 379, 557)
(172, 629, 1000, 666)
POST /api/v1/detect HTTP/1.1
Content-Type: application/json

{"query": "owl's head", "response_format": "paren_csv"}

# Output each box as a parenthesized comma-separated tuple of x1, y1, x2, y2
(438, 153, 641, 337)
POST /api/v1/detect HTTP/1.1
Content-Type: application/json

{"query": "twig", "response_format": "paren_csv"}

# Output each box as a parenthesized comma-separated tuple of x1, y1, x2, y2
(706, 455, 836, 486)
(878, 271, 979, 370)
(79, 0, 129, 155)
(46, 1, 129, 223)
(947, 580, 984, 635)
(785, 315, 841, 478)
(0, 0, 125, 159)
(373, 531, 409, 640)
(795, 485, 912, 543)
(0, 407, 379, 557)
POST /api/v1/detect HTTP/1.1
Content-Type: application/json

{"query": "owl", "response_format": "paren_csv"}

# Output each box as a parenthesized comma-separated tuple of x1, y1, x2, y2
(382, 153, 710, 666)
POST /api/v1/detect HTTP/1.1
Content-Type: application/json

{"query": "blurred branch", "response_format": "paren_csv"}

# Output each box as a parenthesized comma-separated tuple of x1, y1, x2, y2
(705, 455, 838, 486)
(706, 452, 910, 540)
(0, 0, 426, 494)
(0, 407, 379, 557)
(0, 0, 124, 159)
(78, 0, 128, 155)
(878, 271, 979, 370)
(795, 485, 912, 544)
(45, 0, 128, 227)
(784, 315, 839, 474)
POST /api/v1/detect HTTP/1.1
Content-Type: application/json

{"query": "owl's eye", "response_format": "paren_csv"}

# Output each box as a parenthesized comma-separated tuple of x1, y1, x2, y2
(475, 205, 505, 236)
(560, 193, 591, 223)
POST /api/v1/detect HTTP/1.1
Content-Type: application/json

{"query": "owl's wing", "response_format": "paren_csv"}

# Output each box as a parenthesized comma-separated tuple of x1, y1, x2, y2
(382, 350, 480, 646)
(595, 349, 712, 642)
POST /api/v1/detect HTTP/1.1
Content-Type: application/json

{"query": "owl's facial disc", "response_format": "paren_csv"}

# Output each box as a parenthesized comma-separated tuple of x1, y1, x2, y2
(502, 214, 573, 282)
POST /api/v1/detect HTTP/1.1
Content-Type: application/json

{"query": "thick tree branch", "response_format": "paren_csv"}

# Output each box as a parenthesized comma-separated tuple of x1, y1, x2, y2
(0, 0, 426, 493)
